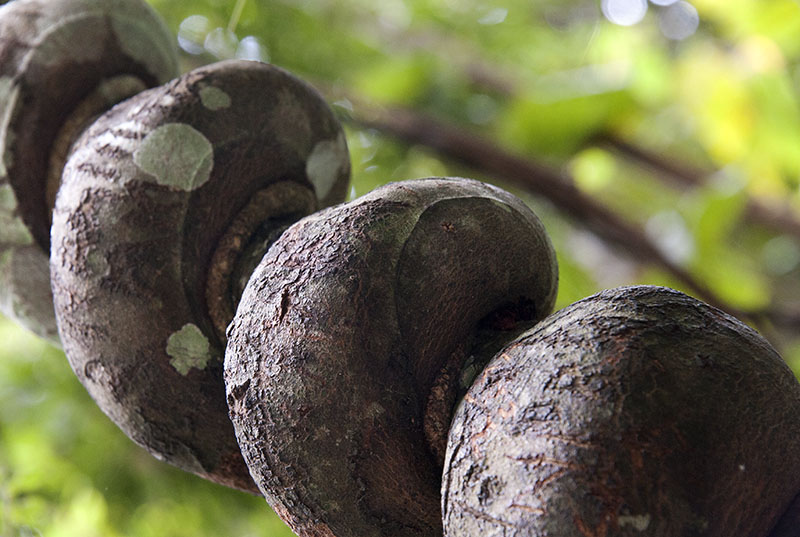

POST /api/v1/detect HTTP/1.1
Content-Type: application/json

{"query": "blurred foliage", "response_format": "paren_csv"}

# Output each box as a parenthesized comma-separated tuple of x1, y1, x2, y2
(4, 0, 800, 534)
(0, 322, 286, 537)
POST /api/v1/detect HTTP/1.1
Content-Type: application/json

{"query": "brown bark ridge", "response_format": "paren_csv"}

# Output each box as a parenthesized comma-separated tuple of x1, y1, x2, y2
(225, 177, 558, 537)
(443, 285, 800, 536)
(50, 60, 350, 492)
(0, 0, 179, 342)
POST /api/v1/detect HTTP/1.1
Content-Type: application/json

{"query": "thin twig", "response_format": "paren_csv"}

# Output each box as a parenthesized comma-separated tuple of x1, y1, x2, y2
(593, 133, 707, 188)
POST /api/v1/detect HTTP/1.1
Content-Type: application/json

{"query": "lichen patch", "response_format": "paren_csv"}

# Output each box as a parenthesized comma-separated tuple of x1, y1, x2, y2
(133, 123, 214, 191)
(166, 323, 214, 376)
(200, 86, 232, 111)
(86, 248, 110, 277)
(306, 132, 348, 200)
(618, 514, 651, 531)
(82, 359, 113, 386)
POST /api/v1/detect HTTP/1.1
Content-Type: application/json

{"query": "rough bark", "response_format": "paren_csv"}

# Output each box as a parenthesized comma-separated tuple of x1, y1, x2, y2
(443, 285, 800, 536)
(50, 60, 350, 492)
(0, 0, 178, 342)
(225, 177, 558, 537)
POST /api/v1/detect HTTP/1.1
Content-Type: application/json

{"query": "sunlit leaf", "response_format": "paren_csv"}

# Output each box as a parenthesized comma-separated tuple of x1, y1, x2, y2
(498, 90, 634, 156)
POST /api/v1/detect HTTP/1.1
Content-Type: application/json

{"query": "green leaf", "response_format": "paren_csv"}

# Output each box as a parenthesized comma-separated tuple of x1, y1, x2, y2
(498, 90, 634, 157)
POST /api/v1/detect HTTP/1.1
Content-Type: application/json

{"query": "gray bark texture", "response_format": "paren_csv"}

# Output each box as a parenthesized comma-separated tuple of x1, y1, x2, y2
(442, 285, 800, 537)
(0, 0, 178, 342)
(50, 60, 349, 492)
(225, 177, 559, 537)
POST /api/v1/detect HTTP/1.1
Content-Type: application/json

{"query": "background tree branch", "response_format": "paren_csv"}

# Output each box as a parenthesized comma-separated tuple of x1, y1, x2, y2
(340, 98, 794, 334)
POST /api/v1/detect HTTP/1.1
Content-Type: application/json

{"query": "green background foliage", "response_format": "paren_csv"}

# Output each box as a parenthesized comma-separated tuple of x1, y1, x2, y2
(3, 0, 800, 534)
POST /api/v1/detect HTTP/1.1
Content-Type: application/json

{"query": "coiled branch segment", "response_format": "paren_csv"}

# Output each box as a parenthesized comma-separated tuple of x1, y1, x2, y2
(225, 177, 559, 537)
(443, 286, 800, 537)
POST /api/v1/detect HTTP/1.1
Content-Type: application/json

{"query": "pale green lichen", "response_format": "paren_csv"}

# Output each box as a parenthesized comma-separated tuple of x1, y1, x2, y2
(365, 401, 385, 420)
(618, 514, 651, 531)
(306, 132, 348, 200)
(133, 124, 214, 191)
(199, 86, 231, 111)
(86, 248, 110, 277)
(166, 323, 214, 376)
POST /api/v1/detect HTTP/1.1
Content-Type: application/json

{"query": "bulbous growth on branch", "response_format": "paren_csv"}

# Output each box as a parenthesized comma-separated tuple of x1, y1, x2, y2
(0, 0, 179, 342)
(50, 60, 350, 492)
(225, 177, 559, 537)
(442, 285, 800, 537)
